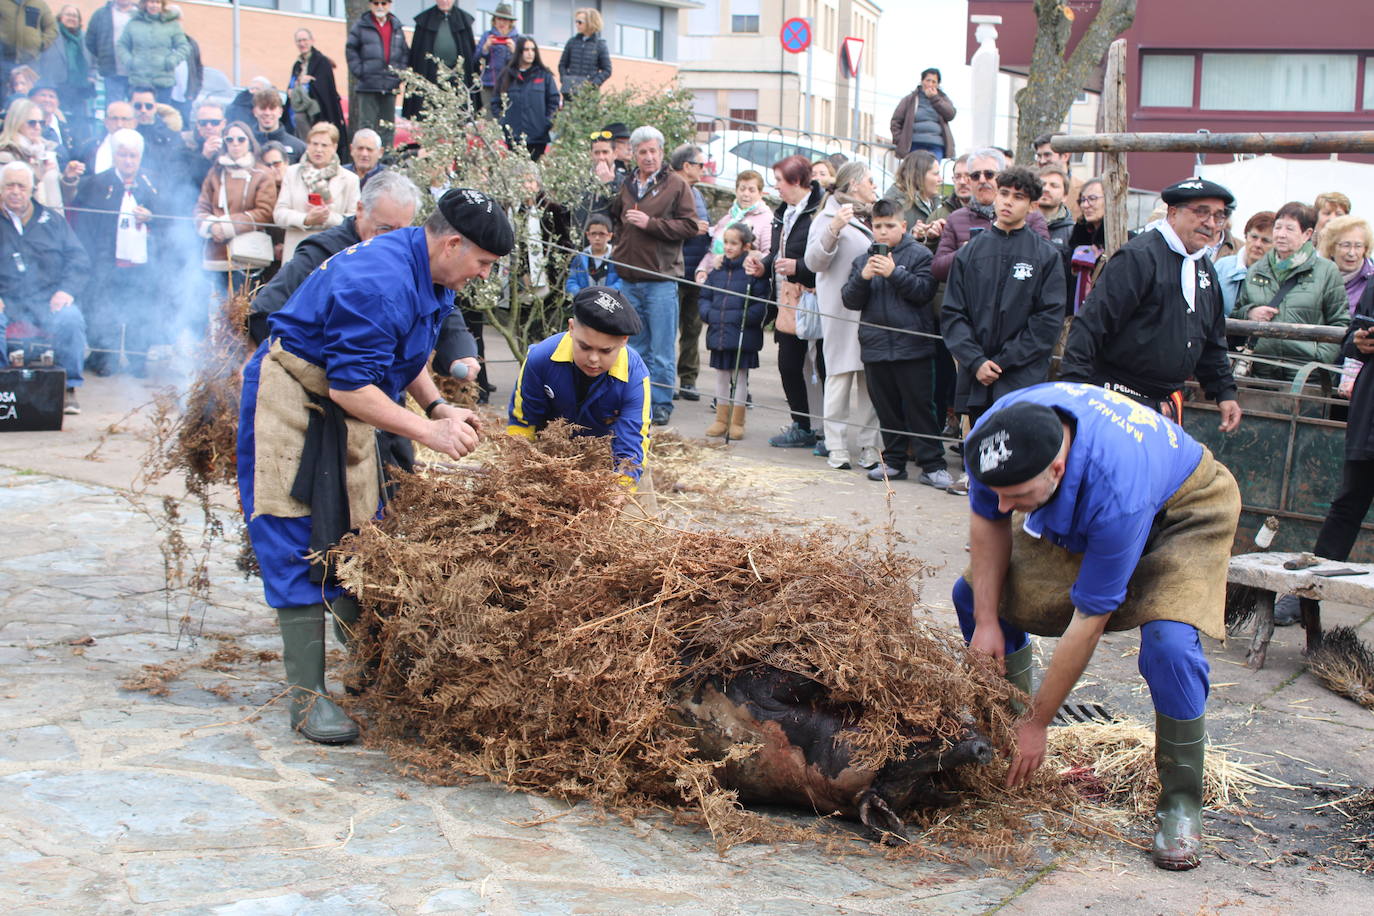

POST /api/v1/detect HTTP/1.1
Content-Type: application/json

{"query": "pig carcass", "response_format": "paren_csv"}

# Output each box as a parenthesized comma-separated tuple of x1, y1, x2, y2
(672, 666, 995, 841)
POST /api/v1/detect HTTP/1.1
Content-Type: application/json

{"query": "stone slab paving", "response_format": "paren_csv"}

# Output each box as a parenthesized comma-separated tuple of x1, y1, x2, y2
(5, 368, 1374, 912)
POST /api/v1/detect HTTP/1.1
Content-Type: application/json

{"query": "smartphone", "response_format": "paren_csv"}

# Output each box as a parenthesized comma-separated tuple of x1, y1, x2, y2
(1352, 313, 1374, 332)
(869, 243, 890, 257)
(308, 193, 324, 207)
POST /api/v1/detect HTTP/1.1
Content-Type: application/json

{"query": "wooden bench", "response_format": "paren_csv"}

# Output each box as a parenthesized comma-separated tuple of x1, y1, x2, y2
(1227, 552, 1374, 669)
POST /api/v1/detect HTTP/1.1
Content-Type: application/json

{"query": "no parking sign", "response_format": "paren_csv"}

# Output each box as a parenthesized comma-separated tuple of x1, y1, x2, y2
(780, 17, 811, 54)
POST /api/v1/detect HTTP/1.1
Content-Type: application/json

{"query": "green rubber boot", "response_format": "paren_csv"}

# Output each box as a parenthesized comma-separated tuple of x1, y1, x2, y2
(1153, 712, 1206, 870)
(329, 595, 362, 648)
(1004, 643, 1034, 714)
(277, 605, 359, 745)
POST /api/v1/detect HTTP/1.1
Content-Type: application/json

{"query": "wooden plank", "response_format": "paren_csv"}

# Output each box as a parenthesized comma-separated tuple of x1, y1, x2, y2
(1225, 318, 1347, 345)
(1050, 131, 1374, 154)
(1227, 552, 1374, 606)
(1101, 40, 1129, 257)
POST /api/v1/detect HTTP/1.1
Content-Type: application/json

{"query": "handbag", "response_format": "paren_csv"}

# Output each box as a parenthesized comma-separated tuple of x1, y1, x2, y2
(217, 174, 274, 269)
(794, 289, 823, 341)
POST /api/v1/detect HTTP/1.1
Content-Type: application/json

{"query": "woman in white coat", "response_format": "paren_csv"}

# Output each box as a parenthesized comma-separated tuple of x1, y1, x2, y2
(273, 122, 360, 263)
(804, 161, 881, 470)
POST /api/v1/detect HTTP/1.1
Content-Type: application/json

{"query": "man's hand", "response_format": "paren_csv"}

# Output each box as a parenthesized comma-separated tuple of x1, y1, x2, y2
(132, 205, 151, 225)
(623, 208, 649, 229)
(1217, 399, 1242, 432)
(299, 74, 314, 85)
(969, 623, 1006, 671)
(63, 160, 85, 182)
(870, 254, 895, 278)
(421, 414, 480, 459)
(743, 251, 766, 277)
(1005, 720, 1048, 788)
(50, 290, 74, 312)
(975, 359, 1002, 386)
(1355, 328, 1374, 355)
(433, 403, 482, 431)
(592, 159, 614, 183)
(696, 218, 710, 235)
(1247, 305, 1278, 322)
(449, 356, 481, 380)
(202, 136, 223, 159)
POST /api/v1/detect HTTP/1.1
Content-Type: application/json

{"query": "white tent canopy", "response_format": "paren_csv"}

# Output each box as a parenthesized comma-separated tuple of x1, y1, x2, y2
(1197, 155, 1374, 231)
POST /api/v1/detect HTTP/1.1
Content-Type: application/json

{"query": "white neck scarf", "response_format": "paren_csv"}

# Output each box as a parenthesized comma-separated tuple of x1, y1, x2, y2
(115, 187, 148, 264)
(1154, 221, 1208, 313)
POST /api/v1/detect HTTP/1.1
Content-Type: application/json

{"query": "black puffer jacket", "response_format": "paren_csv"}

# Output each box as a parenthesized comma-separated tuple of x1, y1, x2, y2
(699, 254, 770, 355)
(558, 32, 611, 95)
(840, 235, 937, 362)
(763, 181, 824, 292)
(345, 12, 408, 93)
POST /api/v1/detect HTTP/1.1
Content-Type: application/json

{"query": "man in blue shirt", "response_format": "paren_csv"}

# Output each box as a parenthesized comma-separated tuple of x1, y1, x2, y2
(507, 285, 651, 488)
(953, 381, 1240, 871)
(237, 188, 513, 746)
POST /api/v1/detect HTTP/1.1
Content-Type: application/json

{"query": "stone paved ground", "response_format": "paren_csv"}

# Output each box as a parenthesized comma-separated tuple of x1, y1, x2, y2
(3, 347, 1373, 913)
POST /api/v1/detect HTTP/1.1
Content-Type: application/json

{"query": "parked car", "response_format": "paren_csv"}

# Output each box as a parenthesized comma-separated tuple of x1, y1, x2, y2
(698, 129, 896, 197)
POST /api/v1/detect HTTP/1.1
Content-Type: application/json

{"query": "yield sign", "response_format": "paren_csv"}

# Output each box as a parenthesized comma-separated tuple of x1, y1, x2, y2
(780, 17, 811, 54)
(842, 37, 865, 77)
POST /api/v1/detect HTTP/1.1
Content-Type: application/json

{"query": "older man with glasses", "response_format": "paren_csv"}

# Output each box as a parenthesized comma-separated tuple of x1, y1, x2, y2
(1060, 177, 1242, 432)
(932, 148, 1050, 283)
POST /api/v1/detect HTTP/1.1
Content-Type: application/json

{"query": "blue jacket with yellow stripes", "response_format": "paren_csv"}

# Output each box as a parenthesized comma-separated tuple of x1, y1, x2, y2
(506, 331, 651, 484)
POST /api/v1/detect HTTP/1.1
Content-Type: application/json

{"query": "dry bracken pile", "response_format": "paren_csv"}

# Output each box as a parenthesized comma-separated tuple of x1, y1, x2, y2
(332, 425, 1028, 851)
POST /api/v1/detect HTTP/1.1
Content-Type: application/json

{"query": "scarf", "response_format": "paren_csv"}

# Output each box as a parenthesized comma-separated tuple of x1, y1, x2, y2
(711, 201, 766, 256)
(1154, 220, 1209, 313)
(59, 25, 88, 80)
(114, 184, 148, 265)
(1268, 242, 1313, 284)
(968, 200, 996, 222)
(833, 188, 872, 218)
(1340, 264, 1363, 286)
(300, 157, 340, 203)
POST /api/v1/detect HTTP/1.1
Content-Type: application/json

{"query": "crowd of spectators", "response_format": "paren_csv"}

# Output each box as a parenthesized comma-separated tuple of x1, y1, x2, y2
(0, 0, 1365, 489)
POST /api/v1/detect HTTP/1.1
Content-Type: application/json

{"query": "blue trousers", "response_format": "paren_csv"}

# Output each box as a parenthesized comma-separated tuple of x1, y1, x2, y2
(952, 576, 1210, 719)
(623, 280, 678, 413)
(11, 300, 87, 388)
(237, 344, 345, 609)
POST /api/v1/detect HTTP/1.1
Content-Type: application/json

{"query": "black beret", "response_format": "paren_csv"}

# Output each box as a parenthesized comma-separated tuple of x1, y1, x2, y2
(603, 122, 630, 140)
(1161, 177, 1235, 208)
(965, 402, 1065, 487)
(436, 188, 514, 256)
(572, 286, 641, 336)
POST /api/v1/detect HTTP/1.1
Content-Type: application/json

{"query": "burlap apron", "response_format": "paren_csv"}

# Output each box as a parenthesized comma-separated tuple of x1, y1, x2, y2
(977, 448, 1239, 641)
(251, 339, 381, 525)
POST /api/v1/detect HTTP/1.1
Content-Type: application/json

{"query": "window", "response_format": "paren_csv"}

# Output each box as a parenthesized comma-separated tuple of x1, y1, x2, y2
(728, 90, 759, 130)
(618, 24, 662, 60)
(732, 15, 760, 33)
(693, 90, 719, 134)
(1364, 58, 1374, 109)
(1200, 53, 1357, 112)
(730, 0, 760, 33)
(1140, 53, 1194, 107)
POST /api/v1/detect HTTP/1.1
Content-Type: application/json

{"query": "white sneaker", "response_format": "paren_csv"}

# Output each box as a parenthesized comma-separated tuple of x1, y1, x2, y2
(857, 446, 881, 470)
(919, 468, 955, 489)
(946, 473, 969, 496)
(827, 449, 852, 470)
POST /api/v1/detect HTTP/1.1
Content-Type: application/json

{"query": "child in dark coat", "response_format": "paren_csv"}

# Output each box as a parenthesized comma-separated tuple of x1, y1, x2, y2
(698, 222, 770, 439)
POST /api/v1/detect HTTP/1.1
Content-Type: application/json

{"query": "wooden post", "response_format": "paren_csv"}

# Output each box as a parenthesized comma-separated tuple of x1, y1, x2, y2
(1101, 39, 1129, 257)
(1050, 130, 1374, 154)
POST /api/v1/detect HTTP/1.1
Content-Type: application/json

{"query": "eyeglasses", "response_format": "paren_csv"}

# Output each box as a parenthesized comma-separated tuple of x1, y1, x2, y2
(1336, 241, 1367, 251)
(969, 170, 998, 181)
(1079, 194, 1103, 205)
(133, 101, 156, 111)
(224, 135, 249, 144)
(686, 160, 706, 167)
(1180, 204, 1232, 224)
(369, 0, 390, 5)
(24, 119, 42, 128)
(589, 130, 613, 140)
(197, 118, 223, 127)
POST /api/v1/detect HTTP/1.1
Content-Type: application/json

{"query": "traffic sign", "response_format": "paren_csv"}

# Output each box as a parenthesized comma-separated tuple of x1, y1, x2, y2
(780, 17, 811, 54)
(842, 36, 865, 77)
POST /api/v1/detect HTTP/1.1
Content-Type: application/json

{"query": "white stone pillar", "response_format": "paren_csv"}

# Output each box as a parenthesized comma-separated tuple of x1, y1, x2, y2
(970, 15, 1002, 151)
